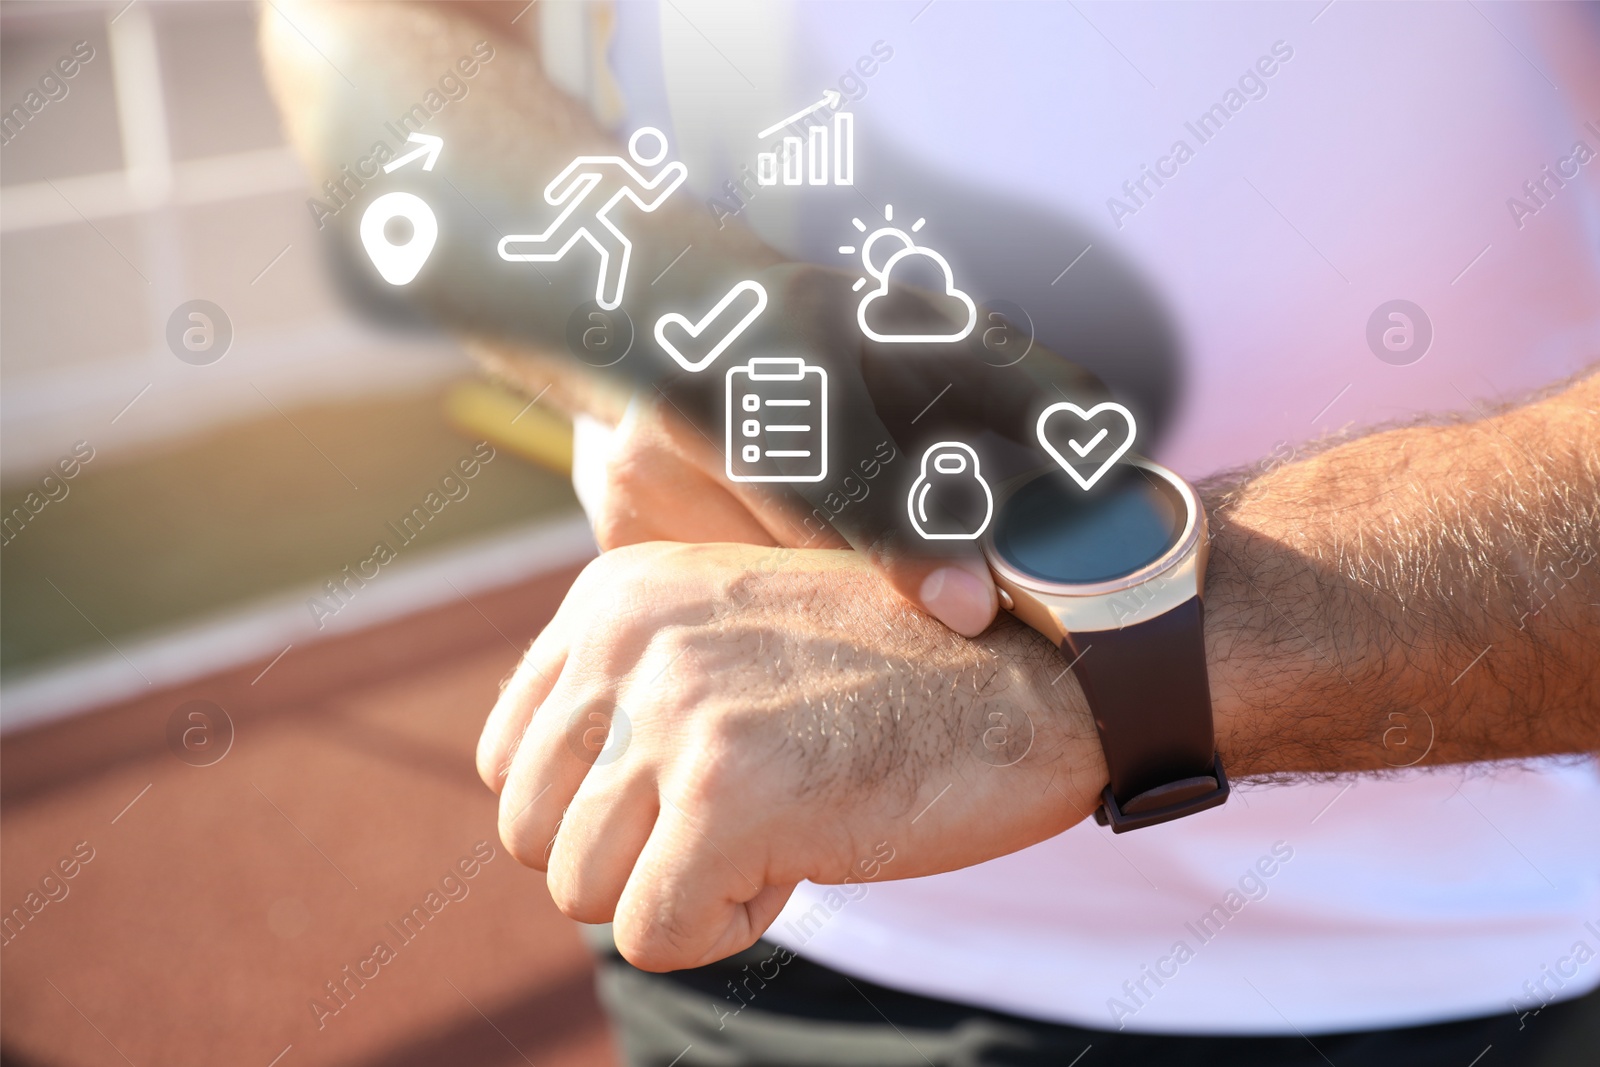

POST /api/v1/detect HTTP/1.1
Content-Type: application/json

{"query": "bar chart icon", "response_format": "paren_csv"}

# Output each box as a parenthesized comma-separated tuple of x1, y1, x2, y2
(757, 111, 854, 187)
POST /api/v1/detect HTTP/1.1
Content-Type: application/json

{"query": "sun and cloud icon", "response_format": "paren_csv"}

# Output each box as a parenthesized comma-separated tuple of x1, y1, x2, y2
(839, 205, 977, 343)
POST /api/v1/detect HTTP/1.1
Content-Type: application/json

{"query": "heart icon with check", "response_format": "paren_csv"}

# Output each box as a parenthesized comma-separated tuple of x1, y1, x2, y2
(1036, 401, 1138, 490)
(654, 280, 768, 372)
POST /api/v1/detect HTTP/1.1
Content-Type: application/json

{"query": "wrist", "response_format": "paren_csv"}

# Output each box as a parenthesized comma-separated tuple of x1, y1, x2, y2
(1200, 499, 1298, 780)
(999, 616, 1110, 814)
(1201, 477, 1388, 779)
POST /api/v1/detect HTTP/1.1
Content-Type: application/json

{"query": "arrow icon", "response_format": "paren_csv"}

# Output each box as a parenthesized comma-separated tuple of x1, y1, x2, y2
(382, 132, 444, 174)
(757, 90, 842, 139)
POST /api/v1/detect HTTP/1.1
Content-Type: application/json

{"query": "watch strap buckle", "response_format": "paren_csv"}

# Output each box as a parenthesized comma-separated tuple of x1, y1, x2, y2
(1093, 754, 1229, 833)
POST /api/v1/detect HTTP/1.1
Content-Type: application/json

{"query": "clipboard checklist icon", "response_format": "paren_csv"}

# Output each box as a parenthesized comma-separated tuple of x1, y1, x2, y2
(725, 357, 828, 483)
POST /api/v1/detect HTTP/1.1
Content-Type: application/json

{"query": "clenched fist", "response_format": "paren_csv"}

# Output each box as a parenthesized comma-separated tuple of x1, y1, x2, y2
(477, 542, 1106, 972)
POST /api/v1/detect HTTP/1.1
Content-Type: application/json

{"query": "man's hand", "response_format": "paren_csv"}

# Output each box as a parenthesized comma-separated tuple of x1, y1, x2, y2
(476, 542, 1105, 972)
(480, 370, 1599, 972)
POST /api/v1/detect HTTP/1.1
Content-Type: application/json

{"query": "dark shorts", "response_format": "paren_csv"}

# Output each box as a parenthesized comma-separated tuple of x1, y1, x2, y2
(584, 927, 1599, 1067)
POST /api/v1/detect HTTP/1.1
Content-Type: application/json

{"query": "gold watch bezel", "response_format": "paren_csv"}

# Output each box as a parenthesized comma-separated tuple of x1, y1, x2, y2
(980, 458, 1208, 642)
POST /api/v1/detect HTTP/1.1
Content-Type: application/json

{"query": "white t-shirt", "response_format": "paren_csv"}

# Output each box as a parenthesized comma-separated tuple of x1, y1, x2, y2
(578, 0, 1600, 1034)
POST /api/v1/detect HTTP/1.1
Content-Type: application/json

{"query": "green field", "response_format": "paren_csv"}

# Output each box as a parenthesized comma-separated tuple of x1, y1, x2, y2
(1, 386, 580, 676)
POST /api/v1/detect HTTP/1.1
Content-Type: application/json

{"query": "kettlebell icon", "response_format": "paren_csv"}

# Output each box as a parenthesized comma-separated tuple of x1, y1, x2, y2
(908, 441, 994, 540)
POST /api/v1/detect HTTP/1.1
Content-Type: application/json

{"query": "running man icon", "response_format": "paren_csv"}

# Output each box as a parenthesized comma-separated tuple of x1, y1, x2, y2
(498, 127, 689, 310)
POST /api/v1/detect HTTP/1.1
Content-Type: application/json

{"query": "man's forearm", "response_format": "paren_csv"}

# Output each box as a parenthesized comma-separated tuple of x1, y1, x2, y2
(260, 2, 781, 346)
(1201, 370, 1600, 777)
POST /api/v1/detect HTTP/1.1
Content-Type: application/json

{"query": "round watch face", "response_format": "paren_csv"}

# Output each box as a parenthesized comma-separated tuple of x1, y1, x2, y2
(991, 465, 1188, 585)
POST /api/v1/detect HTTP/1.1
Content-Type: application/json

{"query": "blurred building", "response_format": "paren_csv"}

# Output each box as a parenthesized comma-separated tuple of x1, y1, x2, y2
(1, 0, 587, 729)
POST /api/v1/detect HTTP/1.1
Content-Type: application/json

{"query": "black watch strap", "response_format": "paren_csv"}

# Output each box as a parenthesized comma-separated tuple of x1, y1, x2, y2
(1063, 597, 1228, 832)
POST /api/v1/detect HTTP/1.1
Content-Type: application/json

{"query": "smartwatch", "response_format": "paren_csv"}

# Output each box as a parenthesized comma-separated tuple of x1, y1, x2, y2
(980, 459, 1228, 832)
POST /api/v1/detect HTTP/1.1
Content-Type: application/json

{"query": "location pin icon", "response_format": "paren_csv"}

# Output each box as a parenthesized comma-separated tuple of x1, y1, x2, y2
(360, 192, 438, 286)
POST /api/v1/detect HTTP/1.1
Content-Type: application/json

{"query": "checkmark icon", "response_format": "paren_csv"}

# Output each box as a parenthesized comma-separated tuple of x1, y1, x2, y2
(1067, 428, 1109, 457)
(654, 280, 768, 372)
